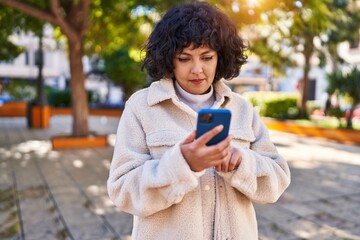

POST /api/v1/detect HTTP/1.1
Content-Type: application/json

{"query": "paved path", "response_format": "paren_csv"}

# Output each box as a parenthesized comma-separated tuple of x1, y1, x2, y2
(0, 116, 359, 240)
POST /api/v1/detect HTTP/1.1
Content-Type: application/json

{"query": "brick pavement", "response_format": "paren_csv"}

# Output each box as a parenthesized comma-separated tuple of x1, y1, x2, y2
(0, 116, 360, 240)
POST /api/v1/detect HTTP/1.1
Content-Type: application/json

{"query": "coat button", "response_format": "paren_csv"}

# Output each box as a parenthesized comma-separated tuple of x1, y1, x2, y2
(204, 185, 210, 191)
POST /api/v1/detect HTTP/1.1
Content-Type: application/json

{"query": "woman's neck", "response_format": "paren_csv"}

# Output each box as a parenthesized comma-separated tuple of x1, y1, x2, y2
(174, 81, 215, 112)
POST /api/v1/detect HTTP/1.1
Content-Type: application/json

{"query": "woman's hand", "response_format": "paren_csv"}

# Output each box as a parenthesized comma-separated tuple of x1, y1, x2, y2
(180, 125, 232, 172)
(215, 147, 242, 172)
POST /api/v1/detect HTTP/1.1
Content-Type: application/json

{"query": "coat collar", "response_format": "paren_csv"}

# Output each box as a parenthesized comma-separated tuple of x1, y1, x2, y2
(147, 78, 233, 107)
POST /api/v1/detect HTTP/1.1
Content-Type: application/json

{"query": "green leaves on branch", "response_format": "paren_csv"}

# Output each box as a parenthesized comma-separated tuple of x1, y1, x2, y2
(327, 67, 360, 108)
(103, 47, 147, 100)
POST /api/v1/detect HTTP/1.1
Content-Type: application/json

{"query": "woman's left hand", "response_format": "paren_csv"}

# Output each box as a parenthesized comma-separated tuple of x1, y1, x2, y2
(215, 147, 242, 172)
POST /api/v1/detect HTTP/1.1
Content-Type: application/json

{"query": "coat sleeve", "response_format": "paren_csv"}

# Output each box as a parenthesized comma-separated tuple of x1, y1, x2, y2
(107, 101, 200, 217)
(218, 110, 291, 203)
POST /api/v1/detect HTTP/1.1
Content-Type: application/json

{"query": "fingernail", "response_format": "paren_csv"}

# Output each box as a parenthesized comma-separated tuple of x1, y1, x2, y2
(217, 125, 224, 130)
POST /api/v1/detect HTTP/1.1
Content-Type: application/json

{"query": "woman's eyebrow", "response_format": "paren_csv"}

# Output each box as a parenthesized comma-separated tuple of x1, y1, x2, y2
(179, 50, 215, 56)
(200, 51, 214, 55)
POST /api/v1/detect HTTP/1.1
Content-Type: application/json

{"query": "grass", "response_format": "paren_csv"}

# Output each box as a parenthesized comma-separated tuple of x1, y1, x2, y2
(294, 117, 360, 131)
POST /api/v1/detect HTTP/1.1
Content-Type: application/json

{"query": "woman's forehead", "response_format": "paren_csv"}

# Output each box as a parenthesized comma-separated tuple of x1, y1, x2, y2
(178, 43, 216, 54)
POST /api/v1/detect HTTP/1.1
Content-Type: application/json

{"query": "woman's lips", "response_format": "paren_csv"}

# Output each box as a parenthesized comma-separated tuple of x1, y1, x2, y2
(190, 79, 204, 84)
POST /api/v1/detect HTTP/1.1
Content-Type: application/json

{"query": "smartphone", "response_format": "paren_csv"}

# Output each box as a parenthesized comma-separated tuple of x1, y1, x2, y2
(196, 109, 231, 146)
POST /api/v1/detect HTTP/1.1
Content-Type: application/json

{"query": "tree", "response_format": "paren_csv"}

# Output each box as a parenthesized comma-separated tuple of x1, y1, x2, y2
(85, 0, 190, 101)
(327, 67, 360, 129)
(342, 67, 360, 129)
(0, 0, 185, 136)
(321, 0, 360, 72)
(103, 47, 147, 100)
(246, 8, 296, 81)
(0, 4, 49, 108)
(0, 0, 91, 136)
(0, 5, 47, 61)
(233, 0, 332, 117)
(215, 0, 291, 28)
(291, 0, 333, 118)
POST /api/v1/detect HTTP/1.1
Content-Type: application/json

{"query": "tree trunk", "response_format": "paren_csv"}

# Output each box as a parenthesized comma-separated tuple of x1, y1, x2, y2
(299, 37, 314, 119)
(347, 107, 354, 129)
(299, 58, 310, 118)
(68, 38, 89, 136)
(0, 0, 91, 135)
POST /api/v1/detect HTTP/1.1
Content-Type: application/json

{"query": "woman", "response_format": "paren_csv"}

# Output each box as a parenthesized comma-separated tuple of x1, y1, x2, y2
(107, 2, 290, 239)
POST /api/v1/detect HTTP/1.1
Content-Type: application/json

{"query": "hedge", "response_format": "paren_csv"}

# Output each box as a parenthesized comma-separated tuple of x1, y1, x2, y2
(47, 89, 94, 107)
(243, 91, 300, 119)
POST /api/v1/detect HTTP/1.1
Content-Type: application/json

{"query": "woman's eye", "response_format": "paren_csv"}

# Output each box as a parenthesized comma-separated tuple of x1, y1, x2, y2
(178, 58, 189, 62)
(203, 56, 213, 61)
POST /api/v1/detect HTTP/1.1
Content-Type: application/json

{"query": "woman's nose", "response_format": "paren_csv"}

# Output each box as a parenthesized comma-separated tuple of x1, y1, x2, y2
(191, 61, 203, 74)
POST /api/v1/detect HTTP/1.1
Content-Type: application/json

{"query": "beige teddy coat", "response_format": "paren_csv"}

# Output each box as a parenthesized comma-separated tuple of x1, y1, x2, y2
(107, 79, 291, 240)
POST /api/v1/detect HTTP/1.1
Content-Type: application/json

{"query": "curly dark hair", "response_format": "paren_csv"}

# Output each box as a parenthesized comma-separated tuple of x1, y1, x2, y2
(141, 2, 248, 82)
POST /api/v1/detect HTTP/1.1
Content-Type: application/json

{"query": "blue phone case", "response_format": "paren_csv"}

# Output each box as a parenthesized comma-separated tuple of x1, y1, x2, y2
(196, 109, 231, 146)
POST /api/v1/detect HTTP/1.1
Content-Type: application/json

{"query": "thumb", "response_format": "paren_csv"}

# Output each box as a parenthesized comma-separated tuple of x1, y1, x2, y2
(182, 131, 196, 144)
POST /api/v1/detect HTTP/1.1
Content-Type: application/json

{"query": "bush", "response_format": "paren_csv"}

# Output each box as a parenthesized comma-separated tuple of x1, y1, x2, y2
(326, 107, 345, 119)
(4, 79, 36, 101)
(3, 80, 96, 107)
(243, 91, 300, 119)
(306, 100, 322, 116)
(47, 89, 94, 107)
(47, 89, 71, 107)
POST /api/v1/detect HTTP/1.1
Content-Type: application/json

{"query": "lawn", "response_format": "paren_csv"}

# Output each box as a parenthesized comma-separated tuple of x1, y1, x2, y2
(294, 117, 360, 131)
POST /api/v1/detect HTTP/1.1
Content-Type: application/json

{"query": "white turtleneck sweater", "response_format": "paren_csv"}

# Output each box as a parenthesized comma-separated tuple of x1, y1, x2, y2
(174, 81, 215, 112)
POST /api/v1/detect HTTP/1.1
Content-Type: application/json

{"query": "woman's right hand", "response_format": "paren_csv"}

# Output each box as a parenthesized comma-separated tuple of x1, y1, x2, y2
(180, 125, 232, 172)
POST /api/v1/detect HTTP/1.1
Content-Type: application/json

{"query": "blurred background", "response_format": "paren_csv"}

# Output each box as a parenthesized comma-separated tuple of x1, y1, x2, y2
(0, 1, 360, 239)
(0, 0, 359, 133)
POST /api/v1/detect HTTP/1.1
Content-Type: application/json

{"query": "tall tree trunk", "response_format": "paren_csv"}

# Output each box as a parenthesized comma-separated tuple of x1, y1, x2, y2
(346, 107, 354, 129)
(299, 37, 314, 118)
(300, 57, 311, 118)
(68, 38, 89, 136)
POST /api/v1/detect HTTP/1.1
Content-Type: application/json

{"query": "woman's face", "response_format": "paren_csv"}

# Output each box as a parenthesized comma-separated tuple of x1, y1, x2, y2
(173, 44, 218, 95)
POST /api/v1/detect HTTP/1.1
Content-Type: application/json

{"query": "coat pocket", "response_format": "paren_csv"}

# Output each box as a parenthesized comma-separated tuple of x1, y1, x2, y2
(146, 130, 184, 158)
(230, 128, 255, 148)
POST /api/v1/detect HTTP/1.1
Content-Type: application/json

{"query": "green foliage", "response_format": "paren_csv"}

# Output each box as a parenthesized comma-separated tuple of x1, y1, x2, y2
(249, 38, 294, 77)
(5, 79, 36, 101)
(86, 0, 178, 55)
(306, 100, 322, 115)
(326, 67, 360, 129)
(326, 107, 345, 119)
(86, 1, 142, 54)
(47, 89, 94, 107)
(243, 91, 299, 119)
(2, 80, 96, 107)
(322, 1, 360, 71)
(326, 71, 342, 95)
(341, 68, 360, 107)
(47, 89, 71, 107)
(217, 0, 289, 27)
(0, 3, 45, 61)
(327, 67, 360, 107)
(0, 7, 23, 60)
(0, 42, 23, 61)
(103, 47, 146, 100)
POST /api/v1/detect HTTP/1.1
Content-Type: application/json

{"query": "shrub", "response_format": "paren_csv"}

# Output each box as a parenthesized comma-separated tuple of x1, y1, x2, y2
(326, 107, 345, 119)
(47, 89, 94, 107)
(306, 100, 322, 116)
(4, 79, 36, 101)
(243, 91, 300, 119)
